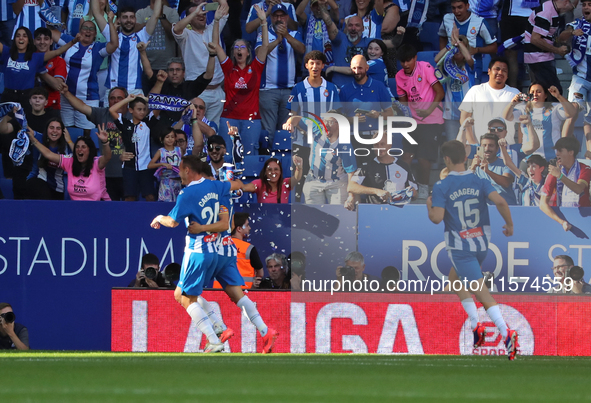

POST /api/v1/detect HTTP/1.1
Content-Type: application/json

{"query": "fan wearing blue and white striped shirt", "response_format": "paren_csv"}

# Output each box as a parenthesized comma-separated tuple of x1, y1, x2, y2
(256, 4, 304, 139)
(0, 0, 16, 47)
(106, 0, 162, 95)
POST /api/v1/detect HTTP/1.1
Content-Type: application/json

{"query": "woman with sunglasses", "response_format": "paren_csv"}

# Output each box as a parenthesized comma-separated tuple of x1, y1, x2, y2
(243, 156, 303, 203)
(208, 3, 269, 161)
(503, 84, 577, 161)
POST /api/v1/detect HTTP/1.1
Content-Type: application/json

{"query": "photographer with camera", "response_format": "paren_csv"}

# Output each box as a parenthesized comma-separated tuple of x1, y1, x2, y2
(335, 251, 380, 290)
(0, 303, 29, 350)
(128, 253, 167, 288)
(289, 251, 306, 291)
(548, 255, 591, 294)
(257, 253, 291, 289)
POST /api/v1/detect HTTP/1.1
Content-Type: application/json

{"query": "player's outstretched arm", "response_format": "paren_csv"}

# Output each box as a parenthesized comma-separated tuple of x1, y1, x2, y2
(151, 215, 179, 229)
(489, 191, 513, 236)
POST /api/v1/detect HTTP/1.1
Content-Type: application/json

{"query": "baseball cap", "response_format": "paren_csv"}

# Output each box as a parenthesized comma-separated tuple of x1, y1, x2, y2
(271, 4, 288, 14)
(208, 135, 226, 147)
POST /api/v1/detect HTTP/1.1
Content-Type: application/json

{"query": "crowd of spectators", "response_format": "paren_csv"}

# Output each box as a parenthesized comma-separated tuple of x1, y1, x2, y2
(0, 0, 589, 211)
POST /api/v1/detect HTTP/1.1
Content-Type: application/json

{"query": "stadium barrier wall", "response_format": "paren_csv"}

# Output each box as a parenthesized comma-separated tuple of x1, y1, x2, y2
(1, 200, 589, 350)
(0, 201, 290, 351)
(112, 289, 591, 355)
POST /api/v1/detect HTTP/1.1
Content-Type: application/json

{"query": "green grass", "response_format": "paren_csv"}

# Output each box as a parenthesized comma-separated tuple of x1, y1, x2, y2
(1, 352, 590, 402)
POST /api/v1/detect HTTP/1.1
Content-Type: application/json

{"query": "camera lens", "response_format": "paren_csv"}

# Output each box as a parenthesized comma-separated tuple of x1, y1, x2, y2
(144, 267, 158, 280)
(1, 312, 15, 323)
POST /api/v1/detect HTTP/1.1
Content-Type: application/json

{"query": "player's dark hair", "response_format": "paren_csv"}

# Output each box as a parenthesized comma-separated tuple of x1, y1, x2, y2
(129, 97, 148, 109)
(108, 86, 128, 99)
(397, 44, 417, 63)
(440, 140, 466, 165)
(39, 118, 67, 170)
(173, 129, 187, 146)
(141, 253, 160, 268)
(450, 0, 468, 4)
(488, 56, 509, 74)
(304, 50, 327, 65)
(158, 127, 176, 144)
(29, 86, 49, 100)
(0, 303, 12, 311)
(526, 154, 548, 169)
(366, 39, 394, 73)
(232, 212, 250, 235)
(72, 135, 98, 177)
(34, 27, 53, 39)
(118, 5, 136, 16)
(554, 255, 574, 266)
(11, 27, 35, 61)
(480, 133, 500, 147)
(553, 136, 580, 155)
(181, 154, 209, 174)
(259, 158, 284, 203)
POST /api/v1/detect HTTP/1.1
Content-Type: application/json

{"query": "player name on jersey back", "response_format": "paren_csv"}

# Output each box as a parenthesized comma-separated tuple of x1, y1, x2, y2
(449, 187, 480, 201)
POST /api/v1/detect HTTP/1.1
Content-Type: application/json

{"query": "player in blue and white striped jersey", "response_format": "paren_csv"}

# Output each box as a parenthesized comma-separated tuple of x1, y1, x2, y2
(103, 0, 162, 95)
(12, 0, 46, 38)
(427, 140, 518, 361)
(53, 14, 118, 131)
(150, 155, 232, 353)
(256, 4, 304, 136)
(62, 0, 90, 36)
(0, 0, 16, 47)
(302, 116, 357, 208)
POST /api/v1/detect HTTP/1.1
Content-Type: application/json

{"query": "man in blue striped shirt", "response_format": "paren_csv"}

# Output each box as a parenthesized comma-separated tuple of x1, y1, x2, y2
(302, 116, 357, 209)
(428, 140, 518, 360)
(256, 4, 304, 138)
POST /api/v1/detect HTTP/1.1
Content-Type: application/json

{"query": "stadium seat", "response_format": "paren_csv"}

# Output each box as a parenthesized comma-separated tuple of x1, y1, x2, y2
(271, 130, 291, 151)
(416, 51, 438, 67)
(67, 127, 100, 150)
(241, 155, 270, 178)
(277, 153, 292, 178)
(0, 178, 12, 199)
(480, 53, 492, 82)
(388, 77, 397, 96)
(259, 129, 270, 155)
(419, 22, 441, 51)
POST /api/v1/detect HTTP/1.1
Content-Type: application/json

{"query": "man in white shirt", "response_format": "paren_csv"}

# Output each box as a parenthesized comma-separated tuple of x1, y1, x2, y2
(459, 56, 519, 144)
(173, 0, 229, 126)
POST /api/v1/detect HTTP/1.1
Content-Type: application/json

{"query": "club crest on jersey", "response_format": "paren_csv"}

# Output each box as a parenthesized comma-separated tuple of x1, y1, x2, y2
(395, 171, 401, 178)
(324, 89, 329, 97)
(47, 63, 53, 69)
(544, 109, 552, 117)
(235, 77, 248, 89)
(248, 67, 252, 74)
(470, 27, 476, 34)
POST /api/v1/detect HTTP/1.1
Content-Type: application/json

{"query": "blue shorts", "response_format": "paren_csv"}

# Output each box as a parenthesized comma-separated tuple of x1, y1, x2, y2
(178, 251, 218, 296)
(207, 255, 245, 289)
(447, 249, 487, 282)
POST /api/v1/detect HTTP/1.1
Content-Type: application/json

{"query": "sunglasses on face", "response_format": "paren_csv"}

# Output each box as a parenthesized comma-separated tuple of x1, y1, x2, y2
(489, 126, 505, 132)
(208, 145, 224, 151)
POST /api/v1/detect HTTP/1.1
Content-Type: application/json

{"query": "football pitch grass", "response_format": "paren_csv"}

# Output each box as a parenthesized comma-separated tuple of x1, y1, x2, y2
(1, 352, 590, 402)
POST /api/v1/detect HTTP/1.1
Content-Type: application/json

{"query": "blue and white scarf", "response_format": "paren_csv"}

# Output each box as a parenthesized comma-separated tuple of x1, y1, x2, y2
(521, 177, 544, 206)
(557, 161, 582, 207)
(39, 1, 63, 28)
(438, 46, 469, 84)
(521, 0, 540, 9)
(566, 19, 591, 70)
(407, 0, 428, 29)
(305, 14, 333, 64)
(497, 34, 524, 54)
(389, 186, 414, 206)
(148, 93, 191, 112)
(0, 102, 31, 166)
(109, 0, 117, 14)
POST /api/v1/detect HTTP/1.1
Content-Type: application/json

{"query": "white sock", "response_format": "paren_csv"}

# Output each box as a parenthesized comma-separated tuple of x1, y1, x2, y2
(198, 296, 226, 331)
(186, 302, 220, 344)
(237, 296, 268, 337)
(486, 305, 508, 339)
(461, 298, 479, 330)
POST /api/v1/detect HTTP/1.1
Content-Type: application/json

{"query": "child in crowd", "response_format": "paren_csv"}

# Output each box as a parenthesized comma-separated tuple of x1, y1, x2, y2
(109, 94, 158, 201)
(148, 128, 182, 202)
